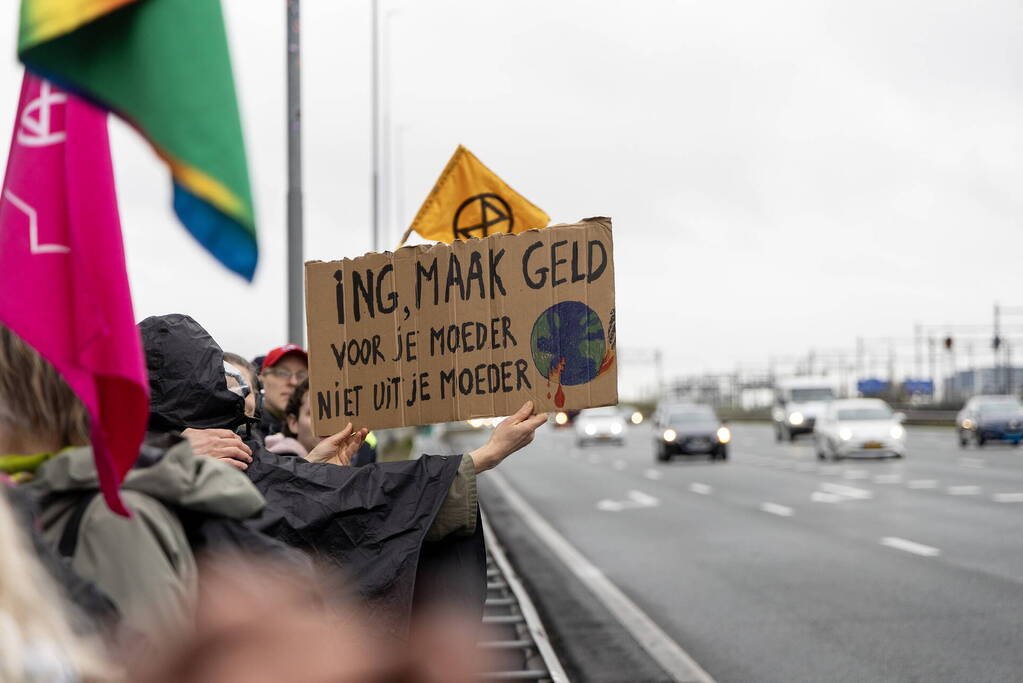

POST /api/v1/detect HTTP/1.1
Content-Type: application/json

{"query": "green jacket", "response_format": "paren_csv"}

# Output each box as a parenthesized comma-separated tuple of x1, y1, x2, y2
(26, 441, 265, 643)
(427, 455, 478, 542)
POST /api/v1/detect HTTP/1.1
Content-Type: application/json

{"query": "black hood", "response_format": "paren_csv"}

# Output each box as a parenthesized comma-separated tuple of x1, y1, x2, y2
(139, 314, 246, 432)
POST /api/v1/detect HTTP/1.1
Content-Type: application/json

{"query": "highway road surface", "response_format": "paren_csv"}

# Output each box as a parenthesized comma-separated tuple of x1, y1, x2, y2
(434, 421, 1023, 682)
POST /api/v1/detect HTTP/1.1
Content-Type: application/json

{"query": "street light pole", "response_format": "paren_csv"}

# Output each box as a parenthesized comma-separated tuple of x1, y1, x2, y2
(286, 0, 304, 345)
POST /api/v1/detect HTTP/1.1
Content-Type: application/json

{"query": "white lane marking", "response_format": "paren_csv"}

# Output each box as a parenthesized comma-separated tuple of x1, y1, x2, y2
(489, 471, 717, 683)
(596, 490, 660, 512)
(760, 502, 794, 517)
(811, 492, 843, 503)
(947, 485, 982, 496)
(628, 490, 660, 506)
(613, 460, 627, 471)
(880, 536, 941, 557)
(819, 482, 874, 500)
(992, 493, 1023, 503)
(958, 457, 985, 469)
(843, 470, 870, 480)
(874, 474, 902, 484)
(644, 469, 663, 481)
(907, 479, 939, 489)
(688, 482, 713, 495)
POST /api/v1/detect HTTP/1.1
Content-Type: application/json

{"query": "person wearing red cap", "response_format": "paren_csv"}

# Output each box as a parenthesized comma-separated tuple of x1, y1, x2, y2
(258, 344, 308, 437)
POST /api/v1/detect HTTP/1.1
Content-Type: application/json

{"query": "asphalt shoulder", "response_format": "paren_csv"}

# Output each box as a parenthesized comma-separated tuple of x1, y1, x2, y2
(479, 476, 675, 683)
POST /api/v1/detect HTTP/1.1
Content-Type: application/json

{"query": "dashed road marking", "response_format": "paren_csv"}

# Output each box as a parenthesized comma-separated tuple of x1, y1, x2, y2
(947, 485, 981, 496)
(760, 502, 794, 517)
(819, 482, 874, 500)
(819, 466, 842, 476)
(874, 474, 902, 484)
(689, 482, 713, 495)
(907, 479, 939, 489)
(644, 469, 663, 481)
(628, 490, 660, 506)
(612, 460, 627, 471)
(880, 536, 940, 557)
(958, 457, 985, 469)
(596, 490, 660, 512)
(843, 470, 870, 480)
(993, 492, 1023, 503)
(811, 492, 843, 503)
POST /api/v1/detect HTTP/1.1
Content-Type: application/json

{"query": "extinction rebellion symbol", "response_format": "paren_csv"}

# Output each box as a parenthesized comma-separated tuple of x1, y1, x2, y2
(452, 193, 513, 240)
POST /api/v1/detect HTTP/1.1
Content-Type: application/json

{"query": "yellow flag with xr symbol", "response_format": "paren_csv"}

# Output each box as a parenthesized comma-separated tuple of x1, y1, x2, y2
(402, 145, 549, 244)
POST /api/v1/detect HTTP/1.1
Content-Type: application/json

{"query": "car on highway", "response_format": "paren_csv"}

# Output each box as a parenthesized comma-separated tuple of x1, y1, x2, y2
(654, 403, 730, 462)
(553, 409, 581, 428)
(574, 406, 626, 446)
(772, 377, 835, 442)
(956, 395, 1023, 447)
(813, 398, 906, 460)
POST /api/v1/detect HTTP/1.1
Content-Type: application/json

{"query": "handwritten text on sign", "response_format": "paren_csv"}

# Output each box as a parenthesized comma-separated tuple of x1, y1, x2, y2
(304, 218, 617, 434)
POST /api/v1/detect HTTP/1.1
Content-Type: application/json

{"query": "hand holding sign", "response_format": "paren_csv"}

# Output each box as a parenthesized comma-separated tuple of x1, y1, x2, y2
(468, 401, 548, 474)
(307, 423, 369, 466)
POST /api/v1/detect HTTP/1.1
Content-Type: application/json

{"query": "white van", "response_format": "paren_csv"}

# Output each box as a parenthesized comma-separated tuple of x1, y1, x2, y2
(772, 378, 836, 442)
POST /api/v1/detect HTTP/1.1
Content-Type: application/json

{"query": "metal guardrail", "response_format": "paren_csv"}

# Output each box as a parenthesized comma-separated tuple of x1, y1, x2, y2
(478, 510, 569, 682)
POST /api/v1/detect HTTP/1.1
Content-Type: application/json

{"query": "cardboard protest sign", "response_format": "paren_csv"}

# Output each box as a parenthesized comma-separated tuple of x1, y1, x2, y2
(305, 217, 617, 435)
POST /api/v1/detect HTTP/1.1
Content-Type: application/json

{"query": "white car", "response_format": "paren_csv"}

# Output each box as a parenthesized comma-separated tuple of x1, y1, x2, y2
(575, 406, 626, 446)
(814, 398, 906, 460)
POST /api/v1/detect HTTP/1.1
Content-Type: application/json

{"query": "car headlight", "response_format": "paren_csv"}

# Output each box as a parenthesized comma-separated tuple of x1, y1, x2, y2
(631, 411, 643, 425)
(962, 418, 973, 430)
(585, 424, 597, 435)
(891, 424, 905, 439)
(611, 423, 623, 435)
(839, 428, 853, 441)
(555, 411, 569, 425)
(717, 426, 731, 444)
(663, 428, 677, 442)
(789, 412, 804, 426)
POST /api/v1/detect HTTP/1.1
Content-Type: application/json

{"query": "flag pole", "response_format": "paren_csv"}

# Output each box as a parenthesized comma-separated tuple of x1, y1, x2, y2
(371, 0, 380, 252)
(286, 0, 304, 345)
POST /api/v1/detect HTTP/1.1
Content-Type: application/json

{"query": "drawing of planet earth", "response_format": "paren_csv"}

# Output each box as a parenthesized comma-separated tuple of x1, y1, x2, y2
(530, 301, 606, 386)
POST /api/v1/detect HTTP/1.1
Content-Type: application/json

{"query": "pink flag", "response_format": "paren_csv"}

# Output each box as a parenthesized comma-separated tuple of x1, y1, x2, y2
(0, 73, 148, 516)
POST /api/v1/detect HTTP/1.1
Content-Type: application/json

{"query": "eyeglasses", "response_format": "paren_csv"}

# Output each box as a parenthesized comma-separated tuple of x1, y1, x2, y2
(264, 367, 308, 382)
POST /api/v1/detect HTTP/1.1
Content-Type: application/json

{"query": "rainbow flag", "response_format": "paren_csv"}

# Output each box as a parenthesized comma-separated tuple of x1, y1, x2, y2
(19, 0, 258, 279)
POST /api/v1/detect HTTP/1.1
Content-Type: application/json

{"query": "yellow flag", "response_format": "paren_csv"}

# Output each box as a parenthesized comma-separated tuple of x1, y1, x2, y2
(403, 145, 549, 244)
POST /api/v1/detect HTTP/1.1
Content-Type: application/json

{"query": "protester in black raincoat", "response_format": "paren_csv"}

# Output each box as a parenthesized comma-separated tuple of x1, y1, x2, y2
(139, 314, 546, 636)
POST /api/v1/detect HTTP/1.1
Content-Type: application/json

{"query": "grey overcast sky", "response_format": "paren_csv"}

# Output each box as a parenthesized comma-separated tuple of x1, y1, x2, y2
(1, 1, 1020, 396)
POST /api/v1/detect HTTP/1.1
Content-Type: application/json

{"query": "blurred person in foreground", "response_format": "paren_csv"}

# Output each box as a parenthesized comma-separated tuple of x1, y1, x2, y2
(257, 344, 307, 437)
(0, 325, 279, 646)
(133, 557, 484, 683)
(266, 378, 377, 465)
(0, 476, 113, 682)
(140, 313, 546, 635)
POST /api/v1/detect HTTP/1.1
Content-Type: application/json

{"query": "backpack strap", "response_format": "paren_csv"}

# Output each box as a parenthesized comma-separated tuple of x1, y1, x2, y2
(57, 490, 101, 559)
